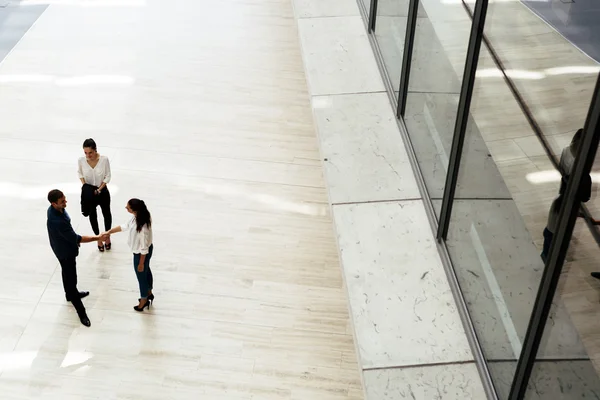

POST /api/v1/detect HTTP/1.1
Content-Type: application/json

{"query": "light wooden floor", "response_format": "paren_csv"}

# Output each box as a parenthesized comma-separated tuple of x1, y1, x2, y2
(0, 1, 363, 399)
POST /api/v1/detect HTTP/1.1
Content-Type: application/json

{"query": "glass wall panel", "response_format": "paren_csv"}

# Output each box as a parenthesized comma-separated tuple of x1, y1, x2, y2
(524, 256, 600, 399)
(524, 121, 600, 399)
(441, 2, 598, 396)
(525, 231, 600, 400)
(362, 0, 371, 14)
(373, 0, 414, 98)
(443, 44, 545, 397)
(462, 0, 600, 224)
(403, 0, 471, 216)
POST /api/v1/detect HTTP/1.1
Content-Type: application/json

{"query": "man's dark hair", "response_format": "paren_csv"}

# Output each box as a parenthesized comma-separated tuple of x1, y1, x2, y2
(83, 138, 97, 151)
(48, 189, 64, 204)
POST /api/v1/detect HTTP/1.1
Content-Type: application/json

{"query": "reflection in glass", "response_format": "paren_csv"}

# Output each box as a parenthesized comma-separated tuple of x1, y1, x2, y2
(441, 2, 558, 397)
(403, 0, 470, 216)
(373, 0, 413, 97)
(440, 3, 598, 397)
(525, 235, 600, 399)
(362, 0, 371, 14)
(523, 140, 600, 399)
(464, 0, 599, 226)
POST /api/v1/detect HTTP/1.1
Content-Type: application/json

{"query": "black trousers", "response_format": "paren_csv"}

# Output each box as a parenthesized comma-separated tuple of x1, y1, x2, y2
(58, 258, 86, 317)
(88, 188, 112, 235)
(541, 227, 554, 262)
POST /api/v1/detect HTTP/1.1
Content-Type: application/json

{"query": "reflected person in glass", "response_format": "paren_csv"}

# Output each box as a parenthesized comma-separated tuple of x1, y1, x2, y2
(559, 129, 582, 180)
(541, 195, 562, 262)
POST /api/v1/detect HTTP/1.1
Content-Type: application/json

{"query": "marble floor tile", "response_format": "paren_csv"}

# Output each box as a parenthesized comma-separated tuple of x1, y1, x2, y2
(298, 16, 385, 95)
(333, 200, 472, 368)
(363, 362, 486, 399)
(292, 0, 359, 18)
(312, 93, 419, 203)
(0, 300, 37, 354)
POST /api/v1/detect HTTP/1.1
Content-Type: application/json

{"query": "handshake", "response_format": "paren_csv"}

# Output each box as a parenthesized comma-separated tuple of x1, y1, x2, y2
(97, 232, 111, 241)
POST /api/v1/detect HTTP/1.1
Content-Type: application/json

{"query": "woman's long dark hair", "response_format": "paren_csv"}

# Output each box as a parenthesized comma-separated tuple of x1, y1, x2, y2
(83, 138, 97, 151)
(128, 198, 151, 232)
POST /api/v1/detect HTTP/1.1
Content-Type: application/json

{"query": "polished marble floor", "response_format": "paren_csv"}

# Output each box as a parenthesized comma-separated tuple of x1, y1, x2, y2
(0, 1, 363, 399)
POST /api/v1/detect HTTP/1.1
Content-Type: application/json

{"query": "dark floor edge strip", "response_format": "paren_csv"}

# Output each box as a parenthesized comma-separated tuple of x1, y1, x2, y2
(312, 90, 387, 98)
(332, 198, 422, 206)
(363, 359, 475, 372)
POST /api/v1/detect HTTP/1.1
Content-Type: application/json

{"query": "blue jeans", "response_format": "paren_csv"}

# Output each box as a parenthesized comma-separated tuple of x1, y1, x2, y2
(133, 244, 153, 299)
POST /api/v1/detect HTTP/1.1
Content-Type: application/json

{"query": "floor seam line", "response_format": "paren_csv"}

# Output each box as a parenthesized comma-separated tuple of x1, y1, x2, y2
(363, 359, 475, 371)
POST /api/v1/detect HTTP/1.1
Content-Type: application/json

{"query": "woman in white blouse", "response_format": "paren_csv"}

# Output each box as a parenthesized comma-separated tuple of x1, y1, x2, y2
(103, 198, 154, 311)
(78, 138, 113, 252)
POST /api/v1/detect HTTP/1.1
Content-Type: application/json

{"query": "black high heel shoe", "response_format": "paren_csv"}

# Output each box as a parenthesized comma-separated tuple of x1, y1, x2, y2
(138, 293, 154, 304)
(98, 244, 105, 252)
(105, 241, 111, 251)
(133, 298, 150, 312)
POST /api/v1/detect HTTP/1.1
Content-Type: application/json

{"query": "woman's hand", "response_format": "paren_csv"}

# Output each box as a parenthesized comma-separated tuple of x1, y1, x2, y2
(137, 263, 144, 273)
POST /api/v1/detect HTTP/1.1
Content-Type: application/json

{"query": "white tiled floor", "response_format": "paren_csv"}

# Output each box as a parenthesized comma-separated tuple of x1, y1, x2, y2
(364, 363, 486, 399)
(312, 93, 420, 204)
(333, 200, 473, 368)
(292, 0, 360, 18)
(298, 16, 385, 96)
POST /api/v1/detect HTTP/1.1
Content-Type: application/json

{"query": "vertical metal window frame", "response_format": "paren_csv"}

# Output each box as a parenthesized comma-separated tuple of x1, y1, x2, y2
(396, 0, 419, 118)
(508, 74, 600, 399)
(368, 0, 378, 32)
(436, 0, 489, 240)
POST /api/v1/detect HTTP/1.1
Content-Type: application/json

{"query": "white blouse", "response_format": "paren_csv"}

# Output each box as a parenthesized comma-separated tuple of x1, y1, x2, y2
(559, 147, 575, 175)
(120, 217, 153, 255)
(78, 155, 111, 187)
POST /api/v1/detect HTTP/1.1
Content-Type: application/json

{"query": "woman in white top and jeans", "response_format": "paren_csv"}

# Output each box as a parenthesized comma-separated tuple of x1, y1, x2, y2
(78, 138, 113, 252)
(104, 199, 154, 311)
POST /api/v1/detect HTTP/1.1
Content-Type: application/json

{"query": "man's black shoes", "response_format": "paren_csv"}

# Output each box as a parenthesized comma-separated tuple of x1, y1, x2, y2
(66, 291, 90, 302)
(79, 314, 91, 327)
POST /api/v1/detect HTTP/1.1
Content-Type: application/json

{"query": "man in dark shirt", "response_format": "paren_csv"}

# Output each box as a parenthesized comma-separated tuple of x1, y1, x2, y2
(47, 189, 104, 327)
